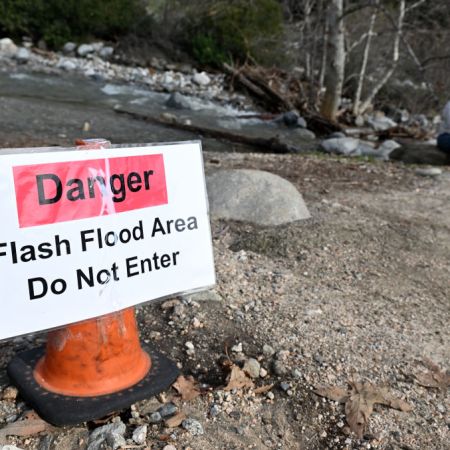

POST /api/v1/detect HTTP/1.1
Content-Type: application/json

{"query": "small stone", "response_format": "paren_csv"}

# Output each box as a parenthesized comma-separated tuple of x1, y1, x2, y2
(266, 391, 275, 400)
(77, 44, 95, 57)
(291, 368, 301, 379)
(337, 421, 345, 428)
(273, 360, 287, 376)
(243, 358, 261, 379)
(88, 421, 126, 450)
(1, 446, 26, 450)
(193, 72, 211, 86)
(99, 46, 114, 59)
(163, 446, 177, 450)
(210, 404, 220, 417)
(182, 418, 204, 436)
(191, 317, 201, 328)
(62, 42, 77, 54)
(2, 386, 18, 400)
(279, 382, 290, 392)
(231, 343, 242, 353)
(15, 47, 30, 63)
(149, 411, 162, 423)
(320, 431, 327, 438)
(0, 38, 18, 56)
(415, 167, 442, 177)
(158, 402, 178, 418)
(57, 58, 77, 71)
(132, 425, 147, 445)
(262, 344, 275, 357)
(259, 368, 268, 378)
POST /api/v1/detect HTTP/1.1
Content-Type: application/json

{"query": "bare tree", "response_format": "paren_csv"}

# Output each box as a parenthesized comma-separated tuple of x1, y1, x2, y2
(320, 0, 345, 121)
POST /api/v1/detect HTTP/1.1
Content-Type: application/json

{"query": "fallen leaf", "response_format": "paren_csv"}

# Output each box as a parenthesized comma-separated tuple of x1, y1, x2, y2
(314, 385, 348, 403)
(253, 384, 275, 395)
(165, 411, 187, 428)
(173, 375, 200, 401)
(414, 359, 450, 392)
(224, 365, 254, 391)
(314, 380, 413, 438)
(0, 416, 53, 444)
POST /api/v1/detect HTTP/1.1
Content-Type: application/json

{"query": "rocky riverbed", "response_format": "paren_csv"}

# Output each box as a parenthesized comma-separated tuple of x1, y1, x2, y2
(0, 37, 449, 450)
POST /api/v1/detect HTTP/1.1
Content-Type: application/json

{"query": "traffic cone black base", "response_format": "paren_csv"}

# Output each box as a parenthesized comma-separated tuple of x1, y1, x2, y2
(7, 346, 179, 426)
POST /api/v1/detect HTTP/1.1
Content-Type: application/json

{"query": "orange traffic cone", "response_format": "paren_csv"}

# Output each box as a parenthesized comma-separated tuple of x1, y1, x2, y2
(7, 139, 178, 425)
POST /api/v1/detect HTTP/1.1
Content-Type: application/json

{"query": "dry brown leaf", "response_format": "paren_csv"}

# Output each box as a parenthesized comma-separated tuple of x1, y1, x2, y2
(165, 411, 187, 428)
(414, 359, 450, 392)
(314, 380, 413, 439)
(314, 385, 348, 403)
(224, 365, 254, 391)
(0, 416, 53, 444)
(253, 384, 275, 395)
(172, 375, 200, 401)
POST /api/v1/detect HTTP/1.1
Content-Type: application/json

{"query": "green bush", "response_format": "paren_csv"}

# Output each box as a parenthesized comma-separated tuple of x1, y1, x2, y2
(184, 0, 283, 67)
(0, 0, 146, 48)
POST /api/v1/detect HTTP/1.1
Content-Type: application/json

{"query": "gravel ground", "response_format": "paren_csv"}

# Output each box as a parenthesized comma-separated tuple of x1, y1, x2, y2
(0, 150, 449, 450)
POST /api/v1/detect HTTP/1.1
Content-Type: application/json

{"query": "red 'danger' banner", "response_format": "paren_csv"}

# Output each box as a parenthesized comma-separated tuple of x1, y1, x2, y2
(13, 154, 168, 228)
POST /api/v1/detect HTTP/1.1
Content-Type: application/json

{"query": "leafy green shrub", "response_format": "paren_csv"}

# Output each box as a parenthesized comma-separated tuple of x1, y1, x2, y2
(184, 0, 283, 67)
(0, 0, 146, 48)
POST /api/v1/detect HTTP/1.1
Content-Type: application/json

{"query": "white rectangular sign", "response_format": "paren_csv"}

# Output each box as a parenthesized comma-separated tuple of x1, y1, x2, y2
(0, 141, 215, 340)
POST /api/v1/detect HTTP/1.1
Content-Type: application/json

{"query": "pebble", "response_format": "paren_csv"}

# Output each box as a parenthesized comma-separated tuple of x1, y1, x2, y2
(243, 358, 261, 379)
(259, 367, 268, 378)
(77, 44, 95, 57)
(132, 425, 147, 445)
(210, 404, 220, 417)
(182, 418, 204, 436)
(193, 72, 211, 86)
(291, 368, 301, 379)
(279, 382, 290, 392)
(266, 391, 275, 400)
(158, 402, 178, 418)
(1, 446, 26, 450)
(262, 344, 275, 357)
(231, 343, 243, 353)
(149, 411, 162, 423)
(273, 360, 288, 376)
(415, 167, 442, 177)
(87, 421, 126, 450)
(163, 446, 177, 450)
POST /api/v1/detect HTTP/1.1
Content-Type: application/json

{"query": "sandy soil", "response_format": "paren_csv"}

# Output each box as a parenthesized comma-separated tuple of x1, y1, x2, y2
(0, 149, 449, 450)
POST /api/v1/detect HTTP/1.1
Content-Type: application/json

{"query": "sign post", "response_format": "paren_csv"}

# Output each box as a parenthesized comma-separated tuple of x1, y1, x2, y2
(2, 140, 215, 425)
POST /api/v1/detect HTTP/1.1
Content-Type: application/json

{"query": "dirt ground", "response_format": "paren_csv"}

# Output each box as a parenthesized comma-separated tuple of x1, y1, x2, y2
(0, 149, 449, 450)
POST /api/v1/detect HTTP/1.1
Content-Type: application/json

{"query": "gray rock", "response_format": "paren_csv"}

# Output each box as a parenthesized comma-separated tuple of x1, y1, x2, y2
(99, 46, 114, 59)
(415, 167, 442, 177)
(193, 72, 211, 86)
(320, 137, 360, 156)
(0, 38, 18, 57)
(88, 421, 126, 450)
(165, 92, 193, 110)
(280, 381, 290, 392)
(367, 115, 397, 131)
(282, 111, 300, 127)
(328, 131, 346, 139)
(243, 358, 261, 379)
(15, 47, 30, 63)
(1, 446, 26, 450)
(210, 404, 220, 417)
(262, 344, 275, 357)
(77, 44, 95, 57)
(182, 418, 204, 436)
(132, 425, 147, 445)
(158, 402, 178, 418)
(57, 58, 77, 71)
(273, 360, 288, 376)
(62, 42, 77, 54)
(182, 289, 222, 303)
(292, 128, 316, 141)
(206, 169, 311, 226)
(149, 411, 162, 423)
(378, 139, 401, 156)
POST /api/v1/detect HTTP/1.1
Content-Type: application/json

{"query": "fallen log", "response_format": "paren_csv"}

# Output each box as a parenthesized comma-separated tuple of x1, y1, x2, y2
(114, 107, 307, 154)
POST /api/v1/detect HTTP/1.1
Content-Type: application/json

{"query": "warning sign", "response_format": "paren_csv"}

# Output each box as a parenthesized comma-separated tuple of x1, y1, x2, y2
(0, 141, 215, 340)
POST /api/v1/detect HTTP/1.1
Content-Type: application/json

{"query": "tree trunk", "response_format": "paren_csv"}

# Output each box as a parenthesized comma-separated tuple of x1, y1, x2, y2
(320, 0, 345, 122)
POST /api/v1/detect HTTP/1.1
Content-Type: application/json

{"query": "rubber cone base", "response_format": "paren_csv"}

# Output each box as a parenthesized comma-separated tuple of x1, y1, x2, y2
(7, 346, 179, 426)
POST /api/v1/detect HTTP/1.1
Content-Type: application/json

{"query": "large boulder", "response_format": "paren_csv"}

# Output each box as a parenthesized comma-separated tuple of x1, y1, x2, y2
(0, 38, 18, 57)
(206, 169, 310, 226)
(320, 137, 360, 156)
